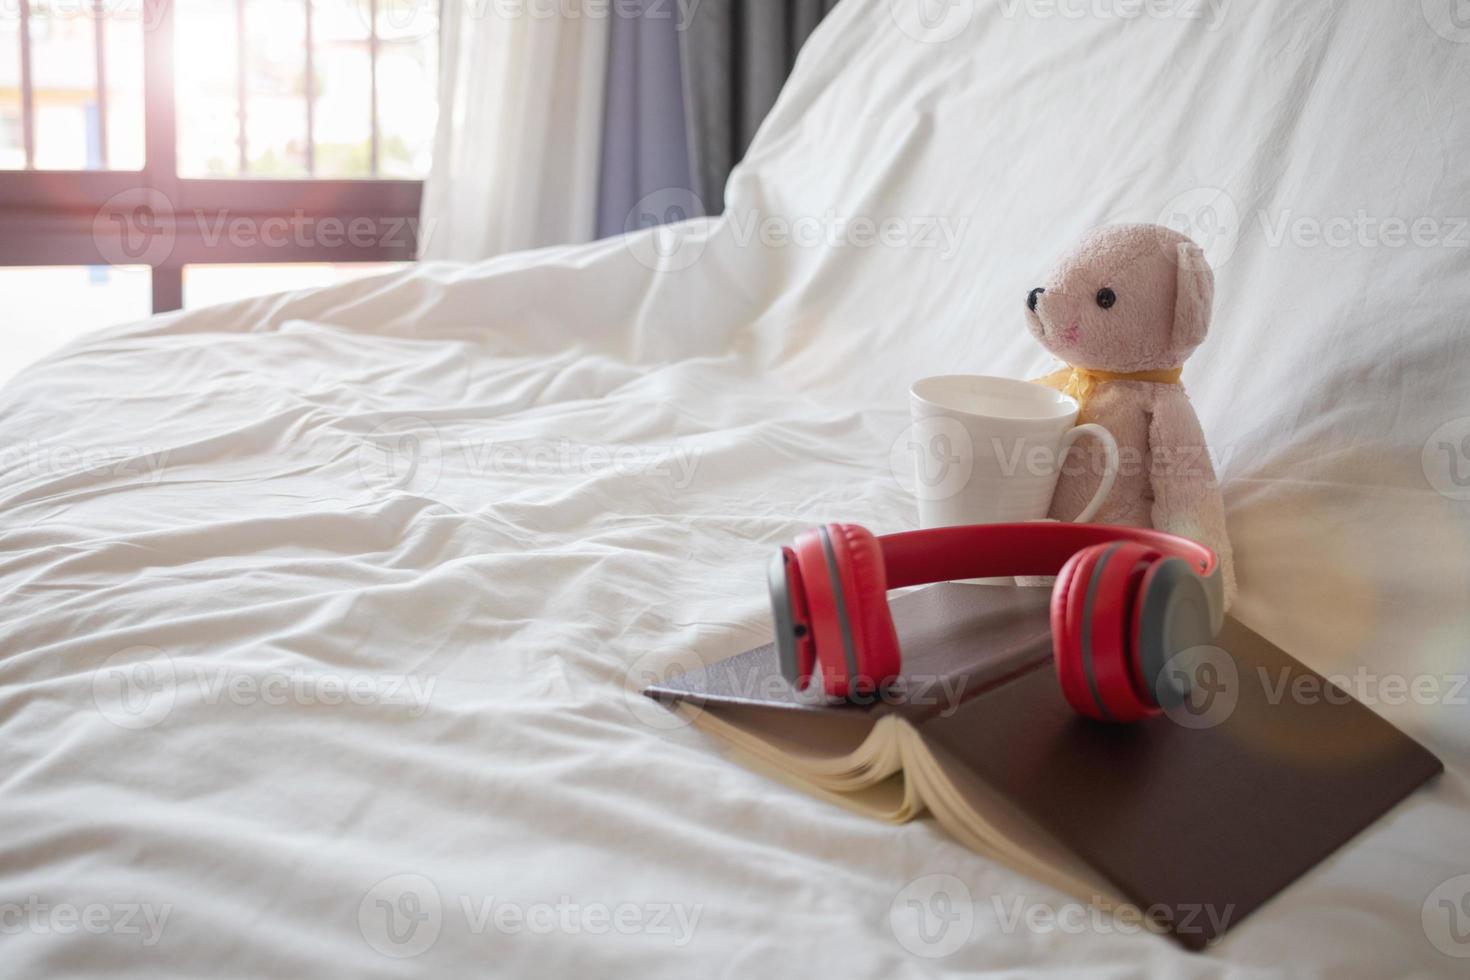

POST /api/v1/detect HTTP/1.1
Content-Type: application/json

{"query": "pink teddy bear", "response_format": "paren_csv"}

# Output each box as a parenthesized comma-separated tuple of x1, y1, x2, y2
(1025, 223, 1236, 606)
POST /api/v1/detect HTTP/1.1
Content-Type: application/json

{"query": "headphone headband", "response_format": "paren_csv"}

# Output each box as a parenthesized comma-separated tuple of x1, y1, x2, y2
(877, 522, 1223, 631)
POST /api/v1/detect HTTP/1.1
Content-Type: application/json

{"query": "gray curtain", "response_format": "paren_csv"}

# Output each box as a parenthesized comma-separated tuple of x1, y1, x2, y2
(595, 2, 699, 240)
(679, 0, 842, 213)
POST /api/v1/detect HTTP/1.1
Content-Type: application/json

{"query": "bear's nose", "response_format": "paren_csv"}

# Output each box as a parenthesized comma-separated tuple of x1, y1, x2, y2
(1027, 287, 1046, 312)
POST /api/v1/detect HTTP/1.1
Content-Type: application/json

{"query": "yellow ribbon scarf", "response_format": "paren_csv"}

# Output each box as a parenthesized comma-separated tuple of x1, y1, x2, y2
(1033, 366, 1184, 414)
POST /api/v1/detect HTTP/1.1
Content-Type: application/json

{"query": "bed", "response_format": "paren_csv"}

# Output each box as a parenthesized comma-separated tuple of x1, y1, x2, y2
(3, 1, 1468, 975)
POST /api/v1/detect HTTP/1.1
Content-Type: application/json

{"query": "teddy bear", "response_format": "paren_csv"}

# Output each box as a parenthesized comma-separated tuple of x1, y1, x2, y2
(1025, 223, 1236, 607)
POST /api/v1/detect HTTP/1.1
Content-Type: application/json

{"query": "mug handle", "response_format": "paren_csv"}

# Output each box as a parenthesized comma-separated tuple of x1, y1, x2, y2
(1059, 423, 1120, 523)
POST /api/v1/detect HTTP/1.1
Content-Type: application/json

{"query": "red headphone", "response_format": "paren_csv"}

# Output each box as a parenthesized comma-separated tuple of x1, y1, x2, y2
(768, 523, 1224, 722)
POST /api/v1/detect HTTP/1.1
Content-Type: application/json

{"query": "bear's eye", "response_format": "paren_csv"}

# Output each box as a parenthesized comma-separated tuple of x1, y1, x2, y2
(1096, 288, 1117, 310)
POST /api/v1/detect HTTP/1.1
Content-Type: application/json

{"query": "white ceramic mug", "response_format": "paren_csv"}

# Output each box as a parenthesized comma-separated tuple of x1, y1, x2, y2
(906, 375, 1120, 531)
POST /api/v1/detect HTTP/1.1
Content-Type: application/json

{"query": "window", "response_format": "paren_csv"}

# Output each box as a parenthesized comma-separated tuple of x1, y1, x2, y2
(0, 1, 436, 330)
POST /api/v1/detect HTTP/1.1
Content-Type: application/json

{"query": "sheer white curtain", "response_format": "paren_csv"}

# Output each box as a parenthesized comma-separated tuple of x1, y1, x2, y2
(419, 2, 610, 261)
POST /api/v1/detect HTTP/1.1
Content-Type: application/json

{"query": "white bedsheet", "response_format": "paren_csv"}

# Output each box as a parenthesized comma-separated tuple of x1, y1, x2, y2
(3, 1, 1469, 976)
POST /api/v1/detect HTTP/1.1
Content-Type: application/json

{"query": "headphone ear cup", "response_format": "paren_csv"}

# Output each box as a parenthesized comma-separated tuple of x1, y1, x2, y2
(791, 527, 844, 696)
(1051, 545, 1105, 717)
(1085, 542, 1162, 722)
(826, 523, 900, 694)
(1053, 543, 1161, 722)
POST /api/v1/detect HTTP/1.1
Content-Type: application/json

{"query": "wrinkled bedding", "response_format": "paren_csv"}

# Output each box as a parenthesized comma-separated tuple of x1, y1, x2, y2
(2, 1, 1469, 975)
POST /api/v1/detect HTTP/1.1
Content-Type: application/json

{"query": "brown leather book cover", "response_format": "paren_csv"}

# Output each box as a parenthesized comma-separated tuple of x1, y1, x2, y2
(645, 584, 1443, 950)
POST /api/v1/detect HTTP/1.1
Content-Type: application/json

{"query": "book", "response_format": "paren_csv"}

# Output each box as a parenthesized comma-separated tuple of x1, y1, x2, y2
(643, 583, 1443, 951)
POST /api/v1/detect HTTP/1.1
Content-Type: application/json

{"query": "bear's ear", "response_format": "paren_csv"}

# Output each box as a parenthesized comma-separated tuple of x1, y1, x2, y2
(1174, 242, 1214, 350)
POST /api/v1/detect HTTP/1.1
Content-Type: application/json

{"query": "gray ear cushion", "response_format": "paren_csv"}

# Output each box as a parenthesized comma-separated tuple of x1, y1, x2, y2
(816, 525, 860, 688)
(1136, 557, 1218, 709)
(768, 549, 800, 685)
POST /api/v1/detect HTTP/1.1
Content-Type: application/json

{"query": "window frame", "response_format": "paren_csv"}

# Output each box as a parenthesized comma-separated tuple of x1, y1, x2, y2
(0, 0, 425, 313)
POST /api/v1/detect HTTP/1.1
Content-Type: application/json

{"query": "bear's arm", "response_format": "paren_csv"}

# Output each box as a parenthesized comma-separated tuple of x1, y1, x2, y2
(1147, 388, 1237, 609)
